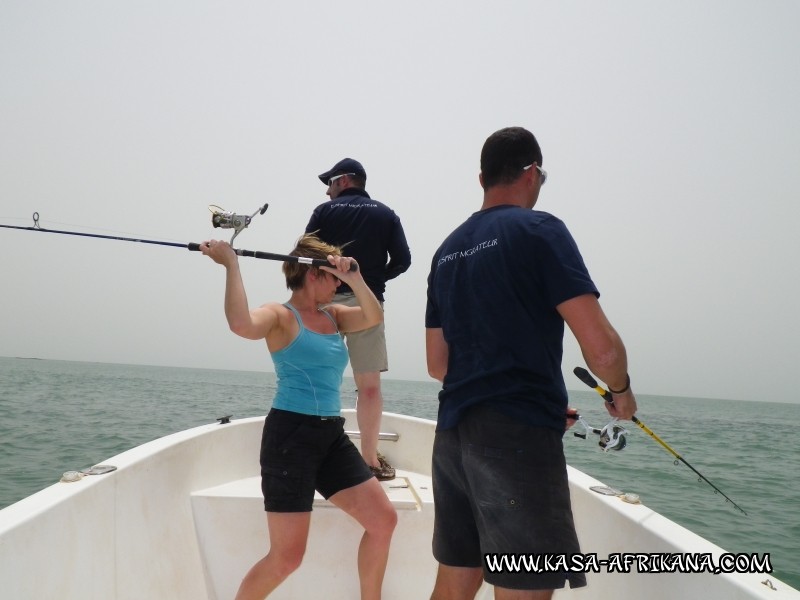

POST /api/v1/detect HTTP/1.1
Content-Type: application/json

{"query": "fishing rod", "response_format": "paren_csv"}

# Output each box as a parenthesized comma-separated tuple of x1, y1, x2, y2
(573, 366, 747, 515)
(0, 207, 356, 271)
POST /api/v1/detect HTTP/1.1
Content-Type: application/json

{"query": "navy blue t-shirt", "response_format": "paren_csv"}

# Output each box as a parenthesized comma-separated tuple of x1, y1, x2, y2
(306, 189, 411, 301)
(425, 205, 598, 433)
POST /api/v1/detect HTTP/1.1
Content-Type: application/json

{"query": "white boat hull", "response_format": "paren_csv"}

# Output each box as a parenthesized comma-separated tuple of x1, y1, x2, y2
(0, 410, 796, 599)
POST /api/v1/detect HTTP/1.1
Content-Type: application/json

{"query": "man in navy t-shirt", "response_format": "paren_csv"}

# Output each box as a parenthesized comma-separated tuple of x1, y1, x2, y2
(425, 127, 637, 598)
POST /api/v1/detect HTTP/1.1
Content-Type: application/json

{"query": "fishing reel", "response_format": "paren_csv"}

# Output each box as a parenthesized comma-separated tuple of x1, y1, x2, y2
(573, 416, 628, 452)
(209, 203, 269, 244)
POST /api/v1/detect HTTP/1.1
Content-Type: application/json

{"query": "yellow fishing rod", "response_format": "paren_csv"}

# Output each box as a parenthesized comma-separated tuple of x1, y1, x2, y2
(573, 366, 747, 515)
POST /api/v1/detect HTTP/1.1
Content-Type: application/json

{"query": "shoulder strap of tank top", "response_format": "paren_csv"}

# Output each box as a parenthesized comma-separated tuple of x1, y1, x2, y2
(284, 302, 340, 334)
(317, 307, 340, 333)
(282, 303, 305, 332)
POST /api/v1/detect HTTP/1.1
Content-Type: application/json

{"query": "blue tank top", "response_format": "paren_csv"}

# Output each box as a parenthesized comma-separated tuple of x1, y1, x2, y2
(270, 303, 349, 416)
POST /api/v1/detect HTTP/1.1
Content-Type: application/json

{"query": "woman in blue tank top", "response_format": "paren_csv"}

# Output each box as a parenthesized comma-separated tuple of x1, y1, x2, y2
(200, 233, 396, 600)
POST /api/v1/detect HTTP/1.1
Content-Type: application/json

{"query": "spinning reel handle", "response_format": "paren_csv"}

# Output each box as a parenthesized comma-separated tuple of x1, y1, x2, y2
(208, 203, 269, 244)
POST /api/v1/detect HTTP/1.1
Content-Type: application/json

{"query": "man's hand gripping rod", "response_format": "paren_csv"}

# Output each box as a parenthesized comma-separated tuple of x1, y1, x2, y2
(573, 366, 747, 515)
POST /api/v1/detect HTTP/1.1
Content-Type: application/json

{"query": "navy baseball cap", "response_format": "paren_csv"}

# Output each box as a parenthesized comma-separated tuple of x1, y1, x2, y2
(318, 158, 367, 184)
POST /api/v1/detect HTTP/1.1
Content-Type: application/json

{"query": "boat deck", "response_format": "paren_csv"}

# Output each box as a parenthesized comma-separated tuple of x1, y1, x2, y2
(192, 470, 434, 511)
(190, 464, 440, 599)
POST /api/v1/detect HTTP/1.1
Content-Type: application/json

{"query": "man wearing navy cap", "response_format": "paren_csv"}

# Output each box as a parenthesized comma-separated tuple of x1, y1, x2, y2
(307, 158, 411, 481)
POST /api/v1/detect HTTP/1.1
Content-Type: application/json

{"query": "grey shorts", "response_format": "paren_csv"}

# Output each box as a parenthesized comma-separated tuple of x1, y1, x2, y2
(432, 404, 587, 590)
(331, 292, 387, 373)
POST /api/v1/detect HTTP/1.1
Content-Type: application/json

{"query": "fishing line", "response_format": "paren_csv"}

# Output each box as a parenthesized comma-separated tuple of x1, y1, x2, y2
(573, 366, 747, 515)
(0, 207, 357, 271)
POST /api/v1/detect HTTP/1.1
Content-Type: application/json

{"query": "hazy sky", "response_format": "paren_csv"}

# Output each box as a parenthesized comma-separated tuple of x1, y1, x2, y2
(2, 1, 798, 403)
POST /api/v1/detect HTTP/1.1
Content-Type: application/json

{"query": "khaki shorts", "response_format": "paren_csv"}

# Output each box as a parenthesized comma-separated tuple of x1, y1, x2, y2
(331, 292, 388, 373)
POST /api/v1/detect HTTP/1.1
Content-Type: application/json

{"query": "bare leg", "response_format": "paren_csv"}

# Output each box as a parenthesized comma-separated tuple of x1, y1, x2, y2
(234, 512, 311, 600)
(328, 477, 397, 600)
(353, 370, 383, 468)
(429, 565, 484, 600)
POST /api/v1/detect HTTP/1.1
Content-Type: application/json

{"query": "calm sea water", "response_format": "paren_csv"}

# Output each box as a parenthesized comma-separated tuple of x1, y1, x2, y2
(1, 357, 798, 589)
